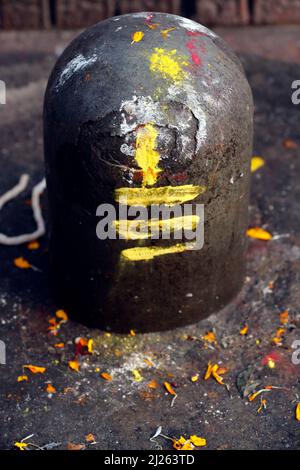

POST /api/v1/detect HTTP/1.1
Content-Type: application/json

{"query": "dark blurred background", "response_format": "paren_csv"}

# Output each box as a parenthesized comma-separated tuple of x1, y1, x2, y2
(0, 0, 300, 29)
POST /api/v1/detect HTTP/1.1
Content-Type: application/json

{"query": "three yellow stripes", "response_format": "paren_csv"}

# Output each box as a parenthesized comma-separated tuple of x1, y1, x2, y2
(115, 123, 205, 261)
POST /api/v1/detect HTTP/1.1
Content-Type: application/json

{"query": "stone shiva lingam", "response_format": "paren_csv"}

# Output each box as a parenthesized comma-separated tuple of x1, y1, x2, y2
(43, 12, 253, 332)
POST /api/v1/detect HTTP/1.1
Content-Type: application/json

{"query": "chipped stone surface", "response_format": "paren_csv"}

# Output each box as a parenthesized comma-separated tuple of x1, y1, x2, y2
(1, 27, 300, 450)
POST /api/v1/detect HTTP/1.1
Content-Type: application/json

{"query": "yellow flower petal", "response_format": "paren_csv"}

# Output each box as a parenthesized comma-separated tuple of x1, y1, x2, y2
(251, 156, 265, 173)
(132, 31, 144, 43)
(164, 381, 176, 395)
(87, 339, 93, 354)
(296, 402, 300, 421)
(68, 360, 79, 372)
(202, 331, 217, 344)
(190, 435, 207, 447)
(240, 325, 248, 335)
(204, 362, 213, 380)
(17, 375, 28, 382)
(14, 257, 31, 269)
(27, 241, 40, 250)
(280, 310, 289, 325)
(132, 369, 143, 382)
(46, 383, 56, 393)
(246, 227, 273, 241)
(14, 442, 28, 450)
(56, 309, 68, 322)
(160, 27, 176, 39)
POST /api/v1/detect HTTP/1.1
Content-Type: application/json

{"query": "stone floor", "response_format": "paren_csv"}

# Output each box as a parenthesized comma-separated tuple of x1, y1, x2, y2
(0, 26, 300, 450)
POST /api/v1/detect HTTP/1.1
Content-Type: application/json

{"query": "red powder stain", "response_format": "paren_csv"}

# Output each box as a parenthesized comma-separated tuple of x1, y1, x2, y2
(186, 30, 210, 38)
(186, 39, 202, 66)
(145, 13, 159, 29)
(166, 171, 188, 182)
(132, 170, 144, 183)
(261, 351, 281, 366)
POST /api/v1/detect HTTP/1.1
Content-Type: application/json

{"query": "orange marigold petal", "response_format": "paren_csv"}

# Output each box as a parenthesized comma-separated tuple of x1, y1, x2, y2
(100, 372, 112, 381)
(164, 381, 176, 396)
(280, 310, 289, 325)
(56, 309, 68, 322)
(68, 360, 79, 372)
(246, 227, 273, 241)
(46, 383, 56, 393)
(147, 379, 158, 389)
(14, 257, 31, 269)
(23, 365, 46, 374)
(27, 241, 40, 250)
(296, 403, 300, 421)
(240, 325, 248, 335)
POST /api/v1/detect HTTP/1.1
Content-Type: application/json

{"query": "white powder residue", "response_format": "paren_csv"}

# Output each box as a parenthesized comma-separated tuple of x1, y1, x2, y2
(177, 17, 216, 37)
(119, 95, 165, 135)
(120, 143, 135, 157)
(167, 83, 207, 152)
(56, 53, 98, 91)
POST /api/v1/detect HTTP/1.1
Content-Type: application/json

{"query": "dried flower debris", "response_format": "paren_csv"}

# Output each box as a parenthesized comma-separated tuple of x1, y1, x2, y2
(150, 427, 206, 451)
(204, 362, 228, 386)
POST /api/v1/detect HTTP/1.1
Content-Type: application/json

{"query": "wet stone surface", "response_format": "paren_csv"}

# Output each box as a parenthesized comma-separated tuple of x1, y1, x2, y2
(0, 26, 300, 450)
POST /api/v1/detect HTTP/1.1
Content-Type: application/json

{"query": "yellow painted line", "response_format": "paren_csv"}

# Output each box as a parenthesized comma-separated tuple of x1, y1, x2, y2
(114, 215, 200, 240)
(115, 185, 206, 206)
(135, 123, 161, 186)
(121, 243, 193, 261)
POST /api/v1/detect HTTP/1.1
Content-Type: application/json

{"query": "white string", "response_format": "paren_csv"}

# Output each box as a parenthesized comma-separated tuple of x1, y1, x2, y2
(0, 175, 46, 245)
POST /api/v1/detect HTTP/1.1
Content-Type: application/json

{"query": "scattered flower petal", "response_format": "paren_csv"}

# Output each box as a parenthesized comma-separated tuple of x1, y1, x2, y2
(240, 325, 248, 335)
(271, 327, 285, 345)
(27, 241, 40, 250)
(147, 379, 158, 389)
(46, 383, 56, 394)
(202, 331, 217, 344)
(68, 360, 79, 372)
(100, 372, 112, 381)
(67, 442, 84, 451)
(296, 403, 300, 421)
(161, 27, 176, 39)
(87, 339, 93, 354)
(283, 138, 298, 149)
(164, 381, 176, 396)
(257, 398, 267, 413)
(14, 257, 31, 269)
(132, 369, 143, 382)
(23, 365, 46, 374)
(56, 309, 68, 323)
(173, 436, 194, 451)
(85, 433, 96, 443)
(17, 375, 28, 382)
(246, 227, 273, 240)
(251, 156, 265, 172)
